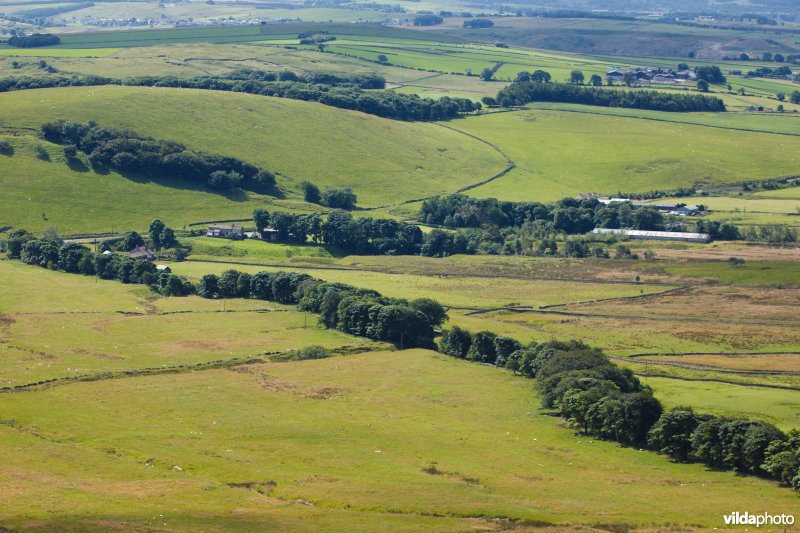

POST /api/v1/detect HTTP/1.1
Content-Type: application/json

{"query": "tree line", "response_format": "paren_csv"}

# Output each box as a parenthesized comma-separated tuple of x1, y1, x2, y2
(6, 33, 60, 47)
(4, 227, 799, 489)
(252, 208, 425, 255)
(221, 68, 386, 90)
(5, 229, 194, 296)
(439, 326, 800, 491)
(41, 120, 276, 193)
(3, 227, 446, 349)
(251, 199, 677, 260)
(0, 72, 482, 122)
(495, 81, 726, 112)
(419, 194, 666, 234)
(199, 269, 445, 348)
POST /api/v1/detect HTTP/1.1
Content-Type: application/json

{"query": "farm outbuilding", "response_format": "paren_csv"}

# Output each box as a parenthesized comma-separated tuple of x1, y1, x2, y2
(593, 228, 711, 243)
(128, 245, 156, 260)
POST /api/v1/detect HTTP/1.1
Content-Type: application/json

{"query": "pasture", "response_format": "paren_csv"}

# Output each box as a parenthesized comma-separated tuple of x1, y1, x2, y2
(166, 258, 672, 310)
(454, 108, 800, 202)
(0, 260, 379, 385)
(0, 85, 506, 231)
(1, 18, 799, 528)
(640, 376, 800, 431)
(1, 348, 797, 530)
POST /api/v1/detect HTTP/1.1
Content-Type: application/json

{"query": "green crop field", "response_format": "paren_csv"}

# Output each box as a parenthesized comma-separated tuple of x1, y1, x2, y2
(0, 85, 506, 231)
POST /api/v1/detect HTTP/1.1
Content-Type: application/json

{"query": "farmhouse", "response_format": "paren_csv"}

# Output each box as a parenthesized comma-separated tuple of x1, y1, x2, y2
(593, 228, 711, 243)
(128, 245, 155, 260)
(207, 224, 245, 239)
(671, 205, 700, 216)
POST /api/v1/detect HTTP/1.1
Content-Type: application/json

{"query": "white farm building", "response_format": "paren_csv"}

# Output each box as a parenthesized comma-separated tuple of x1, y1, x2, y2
(593, 228, 711, 243)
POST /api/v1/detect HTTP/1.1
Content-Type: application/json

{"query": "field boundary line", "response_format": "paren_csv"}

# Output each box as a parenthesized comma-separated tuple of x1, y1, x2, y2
(626, 350, 800, 358)
(526, 105, 800, 138)
(609, 354, 800, 376)
(0, 346, 379, 393)
(367, 122, 516, 210)
(455, 305, 798, 327)
(0, 352, 283, 393)
(630, 371, 800, 391)
(538, 285, 689, 309)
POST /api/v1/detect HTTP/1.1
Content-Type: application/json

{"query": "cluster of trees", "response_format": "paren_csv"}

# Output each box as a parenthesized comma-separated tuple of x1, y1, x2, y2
(5, 229, 193, 296)
(737, 224, 799, 244)
(41, 120, 275, 193)
(746, 66, 793, 78)
(223, 68, 386, 90)
(253, 208, 425, 255)
(694, 65, 726, 83)
(0, 73, 481, 122)
(121, 75, 480, 121)
(0, 75, 115, 93)
(5, 224, 445, 349)
(695, 220, 740, 240)
(439, 326, 800, 489)
(495, 81, 726, 112)
(463, 18, 494, 28)
(6, 33, 60, 48)
(419, 194, 665, 234)
(301, 182, 358, 209)
(106, 221, 178, 253)
(298, 33, 336, 45)
(413, 14, 443, 26)
(198, 269, 445, 348)
(253, 208, 322, 244)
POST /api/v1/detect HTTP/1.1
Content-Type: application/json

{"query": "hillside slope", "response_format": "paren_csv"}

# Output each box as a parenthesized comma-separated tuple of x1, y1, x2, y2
(0, 85, 505, 231)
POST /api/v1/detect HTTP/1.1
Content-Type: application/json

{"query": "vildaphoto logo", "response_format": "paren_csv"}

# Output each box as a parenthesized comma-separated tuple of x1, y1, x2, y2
(723, 512, 795, 527)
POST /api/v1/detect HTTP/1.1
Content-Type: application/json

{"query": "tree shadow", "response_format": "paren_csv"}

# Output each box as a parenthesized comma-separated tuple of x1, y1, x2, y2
(88, 163, 280, 202)
(67, 157, 89, 172)
(223, 188, 249, 202)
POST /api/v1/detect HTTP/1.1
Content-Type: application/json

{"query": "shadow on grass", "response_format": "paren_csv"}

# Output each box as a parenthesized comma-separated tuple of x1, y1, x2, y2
(67, 157, 90, 172)
(85, 163, 282, 202)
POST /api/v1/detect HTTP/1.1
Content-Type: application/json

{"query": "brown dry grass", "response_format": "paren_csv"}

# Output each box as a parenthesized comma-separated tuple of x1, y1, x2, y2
(563, 285, 800, 323)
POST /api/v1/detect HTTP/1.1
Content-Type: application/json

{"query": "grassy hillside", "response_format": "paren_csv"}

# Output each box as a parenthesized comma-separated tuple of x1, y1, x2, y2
(2, 348, 797, 530)
(0, 85, 506, 232)
(456, 108, 800, 202)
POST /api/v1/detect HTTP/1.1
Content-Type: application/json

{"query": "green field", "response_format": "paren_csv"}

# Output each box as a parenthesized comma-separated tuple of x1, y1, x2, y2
(2, 349, 797, 530)
(0, 85, 506, 231)
(0, 47, 119, 57)
(0, 260, 379, 385)
(166, 257, 673, 310)
(641, 376, 800, 431)
(662, 261, 800, 286)
(454, 108, 800, 201)
(3, 17, 800, 528)
(187, 236, 346, 262)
